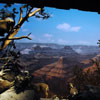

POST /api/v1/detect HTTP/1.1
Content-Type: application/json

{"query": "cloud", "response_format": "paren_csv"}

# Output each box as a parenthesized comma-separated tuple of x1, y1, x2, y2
(37, 38, 48, 43)
(29, 34, 35, 39)
(37, 35, 55, 43)
(57, 23, 70, 31)
(56, 23, 81, 32)
(78, 41, 90, 45)
(58, 39, 68, 44)
(22, 28, 29, 32)
(50, 14, 54, 17)
(21, 49, 32, 54)
(44, 34, 53, 38)
(75, 48, 82, 54)
(70, 27, 81, 32)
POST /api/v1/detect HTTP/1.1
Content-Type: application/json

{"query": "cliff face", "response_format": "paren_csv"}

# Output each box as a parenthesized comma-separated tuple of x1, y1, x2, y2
(33, 57, 73, 96)
(83, 54, 100, 73)
(33, 57, 73, 80)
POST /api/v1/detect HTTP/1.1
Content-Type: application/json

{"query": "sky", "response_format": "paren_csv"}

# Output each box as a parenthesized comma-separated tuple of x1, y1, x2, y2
(0, 3, 100, 45)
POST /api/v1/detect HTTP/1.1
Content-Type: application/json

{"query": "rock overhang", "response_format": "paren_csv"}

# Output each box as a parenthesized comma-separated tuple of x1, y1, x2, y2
(0, 0, 100, 14)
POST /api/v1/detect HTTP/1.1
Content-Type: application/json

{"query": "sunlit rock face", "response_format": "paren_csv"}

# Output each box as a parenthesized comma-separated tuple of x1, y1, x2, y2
(33, 57, 73, 79)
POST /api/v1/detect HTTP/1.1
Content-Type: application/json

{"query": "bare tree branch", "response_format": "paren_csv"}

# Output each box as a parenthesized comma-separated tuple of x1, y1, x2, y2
(8, 35, 32, 40)
(28, 8, 41, 17)
(0, 20, 13, 23)
(0, 6, 41, 51)
(0, 27, 21, 50)
(0, 35, 31, 42)
(18, 5, 27, 24)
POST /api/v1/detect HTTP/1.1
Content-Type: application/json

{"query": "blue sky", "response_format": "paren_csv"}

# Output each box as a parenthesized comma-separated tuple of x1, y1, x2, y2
(1, 3, 100, 45)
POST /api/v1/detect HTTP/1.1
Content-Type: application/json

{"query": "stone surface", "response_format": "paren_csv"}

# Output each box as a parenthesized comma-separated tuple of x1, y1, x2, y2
(0, 0, 100, 13)
(0, 87, 34, 100)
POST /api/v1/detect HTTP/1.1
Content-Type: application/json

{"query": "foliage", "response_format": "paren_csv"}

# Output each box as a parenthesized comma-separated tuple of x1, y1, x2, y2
(72, 60, 100, 92)
(0, 3, 50, 95)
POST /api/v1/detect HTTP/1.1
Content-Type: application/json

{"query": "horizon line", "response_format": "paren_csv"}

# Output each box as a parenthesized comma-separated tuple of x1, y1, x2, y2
(15, 42, 98, 46)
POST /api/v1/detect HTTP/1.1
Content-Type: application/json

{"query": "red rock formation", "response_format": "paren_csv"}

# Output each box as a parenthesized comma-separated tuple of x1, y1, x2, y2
(83, 62, 100, 73)
(33, 57, 72, 80)
(83, 54, 100, 73)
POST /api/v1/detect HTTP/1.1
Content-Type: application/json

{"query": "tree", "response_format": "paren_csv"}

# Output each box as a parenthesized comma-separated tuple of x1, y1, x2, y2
(0, 4, 50, 94)
(0, 4, 49, 51)
(72, 65, 89, 92)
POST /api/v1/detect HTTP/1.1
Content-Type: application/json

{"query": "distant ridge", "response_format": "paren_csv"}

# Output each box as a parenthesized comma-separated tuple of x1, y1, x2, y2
(15, 43, 100, 55)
